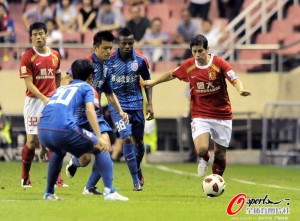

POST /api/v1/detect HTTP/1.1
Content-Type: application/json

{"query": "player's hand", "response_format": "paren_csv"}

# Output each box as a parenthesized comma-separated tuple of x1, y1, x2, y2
(96, 136, 111, 152)
(39, 146, 49, 162)
(141, 80, 156, 88)
(146, 104, 154, 120)
(240, 90, 251, 96)
(42, 97, 50, 105)
(119, 111, 129, 124)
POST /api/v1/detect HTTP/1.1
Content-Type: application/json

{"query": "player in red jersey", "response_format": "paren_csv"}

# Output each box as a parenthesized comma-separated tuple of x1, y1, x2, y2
(142, 34, 251, 177)
(19, 22, 67, 187)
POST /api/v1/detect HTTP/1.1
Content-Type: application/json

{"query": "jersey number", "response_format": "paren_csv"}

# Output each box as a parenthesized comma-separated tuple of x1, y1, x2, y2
(114, 120, 126, 132)
(48, 87, 78, 106)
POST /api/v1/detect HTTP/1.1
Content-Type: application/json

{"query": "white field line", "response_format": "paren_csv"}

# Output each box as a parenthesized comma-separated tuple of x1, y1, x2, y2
(145, 164, 300, 192)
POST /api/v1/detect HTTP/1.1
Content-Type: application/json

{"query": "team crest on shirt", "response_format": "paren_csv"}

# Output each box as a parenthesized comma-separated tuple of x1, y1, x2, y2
(52, 58, 58, 66)
(208, 71, 216, 80)
(21, 66, 27, 74)
(131, 60, 138, 71)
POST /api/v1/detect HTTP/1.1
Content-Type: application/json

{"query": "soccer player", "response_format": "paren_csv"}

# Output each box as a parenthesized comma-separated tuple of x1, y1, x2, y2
(107, 27, 154, 191)
(38, 59, 128, 201)
(64, 30, 129, 195)
(19, 22, 67, 188)
(142, 34, 251, 177)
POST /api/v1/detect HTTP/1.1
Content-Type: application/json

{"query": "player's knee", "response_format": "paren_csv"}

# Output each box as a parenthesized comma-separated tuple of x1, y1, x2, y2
(123, 136, 132, 144)
(78, 154, 91, 167)
(195, 146, 209, 157)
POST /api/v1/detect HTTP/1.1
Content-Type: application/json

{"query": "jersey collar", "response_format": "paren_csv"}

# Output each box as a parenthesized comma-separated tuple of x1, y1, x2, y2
(115, 49, 137, 60)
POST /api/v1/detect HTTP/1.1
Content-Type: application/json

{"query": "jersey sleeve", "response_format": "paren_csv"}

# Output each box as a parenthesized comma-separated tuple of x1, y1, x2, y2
(101, 74, 113, 94)
(172, 61, 189, 82)
(83, 84, 99, 109)
(139, 58, 151, 80)
(19, 51, 33, 78)
(219, 57, 238, 85)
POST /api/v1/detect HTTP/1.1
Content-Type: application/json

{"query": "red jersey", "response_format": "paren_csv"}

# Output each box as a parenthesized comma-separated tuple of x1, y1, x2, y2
(19, 47, 61, 97)
(172, 53, 238, 120)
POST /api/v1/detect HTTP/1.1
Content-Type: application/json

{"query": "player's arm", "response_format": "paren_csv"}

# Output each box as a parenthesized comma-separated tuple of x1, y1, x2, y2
(144, 86, 154, 120)
(233, 79, 251, 96)
(24, 76, 49, 105)
(105, 92, 129, 123)
(55, 75, 61, 89)
(60, 74, 73, 86)
(85, 102, 110, 151)
(141, 70, 175, 87)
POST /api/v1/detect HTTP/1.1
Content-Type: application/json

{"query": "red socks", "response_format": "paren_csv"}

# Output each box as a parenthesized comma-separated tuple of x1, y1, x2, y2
(212, 157, 226, 176)
(21, 145, 35, 179)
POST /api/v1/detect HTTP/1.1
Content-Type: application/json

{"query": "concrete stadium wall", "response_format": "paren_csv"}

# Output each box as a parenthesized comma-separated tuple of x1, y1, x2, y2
(1, 69, 300, 117)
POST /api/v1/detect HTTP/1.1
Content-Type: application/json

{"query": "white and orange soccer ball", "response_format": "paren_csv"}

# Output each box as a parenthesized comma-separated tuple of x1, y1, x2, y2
(202, 174, 226, 197)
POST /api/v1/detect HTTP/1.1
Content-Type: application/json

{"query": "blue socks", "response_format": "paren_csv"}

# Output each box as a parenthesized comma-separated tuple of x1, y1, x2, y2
(71, 156, 81, 167)
(46, 152, 65, 194)
(123, 143, 139, 184)
(86, 151, 113, 191)
(135, 143, 145, 171)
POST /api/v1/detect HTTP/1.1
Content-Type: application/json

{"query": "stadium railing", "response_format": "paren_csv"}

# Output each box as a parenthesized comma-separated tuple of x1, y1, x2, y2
(262, 101, 300, 165)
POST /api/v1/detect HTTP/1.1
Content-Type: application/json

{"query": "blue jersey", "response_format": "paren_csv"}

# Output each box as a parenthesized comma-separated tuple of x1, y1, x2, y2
(68, 54, 113, 126)
(107, 49, 151, 110)
(89, 53, 113, 94)
(39, 79, 98, 131)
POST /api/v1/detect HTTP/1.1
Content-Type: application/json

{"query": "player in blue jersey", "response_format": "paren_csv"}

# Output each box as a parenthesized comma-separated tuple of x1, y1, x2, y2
(38, 59, 128, 201)
(64, 31, 129, 195)
(107, 27, 154, 191)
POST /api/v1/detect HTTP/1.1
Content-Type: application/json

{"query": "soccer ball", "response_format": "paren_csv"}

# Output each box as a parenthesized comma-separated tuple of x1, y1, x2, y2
(202, 174, 226, 197)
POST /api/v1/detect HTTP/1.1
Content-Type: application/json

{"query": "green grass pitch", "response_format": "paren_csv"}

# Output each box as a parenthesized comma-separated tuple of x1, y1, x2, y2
(0, 162, 299, 221)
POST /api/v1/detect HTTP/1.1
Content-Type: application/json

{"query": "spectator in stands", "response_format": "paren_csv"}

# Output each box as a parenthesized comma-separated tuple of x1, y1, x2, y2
(55, 0, 78, 32)
(0, 0, 9, 11)
(22, 0, 53, 30)
(45, 18, 65, 59)
(124, 0, 153, 6)
(78, 0, 98, 41)
(96, 0, 124, 35)
(0, 103, 12, 149)
(142, 17, 170, 67)
(188, 0, 211, 21)
(0, 3, 16, 62)
(173, 8, 199, 60)
(200, 19, 226, 52)
(126, 5, 150, 46)
(217, 0, 244, 22)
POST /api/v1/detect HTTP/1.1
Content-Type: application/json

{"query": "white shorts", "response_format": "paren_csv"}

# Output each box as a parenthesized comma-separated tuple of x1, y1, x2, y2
(23, 96, 45, 135)
(191, 118, 232, 147)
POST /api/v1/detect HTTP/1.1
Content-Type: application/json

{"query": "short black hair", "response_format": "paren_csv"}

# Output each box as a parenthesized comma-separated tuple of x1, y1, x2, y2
(93, 30, 114, 46)
(118, 27, 133, 38)
(190, 34, 208, 49)
(29, 22, 47, 36)
(71, 59, 94, 81)
(100, 0, 111, 5)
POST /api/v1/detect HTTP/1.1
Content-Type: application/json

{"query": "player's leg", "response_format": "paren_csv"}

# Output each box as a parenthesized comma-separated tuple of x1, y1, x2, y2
(110, 108, 141, 191)
(21, 97, 44, 187)
(47, 150, 69, 187)
(84, 133, 113, 195)
(191, 118, 211, 177)
(131, 110, 146, 186)
(44, 151, 66, 199)
(194, 132, 210, 177)
(21, 134, 38, 187)
(213, 144, 227, 176)
(210, 119, 232, 176)
(66, 153, 92, 178)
